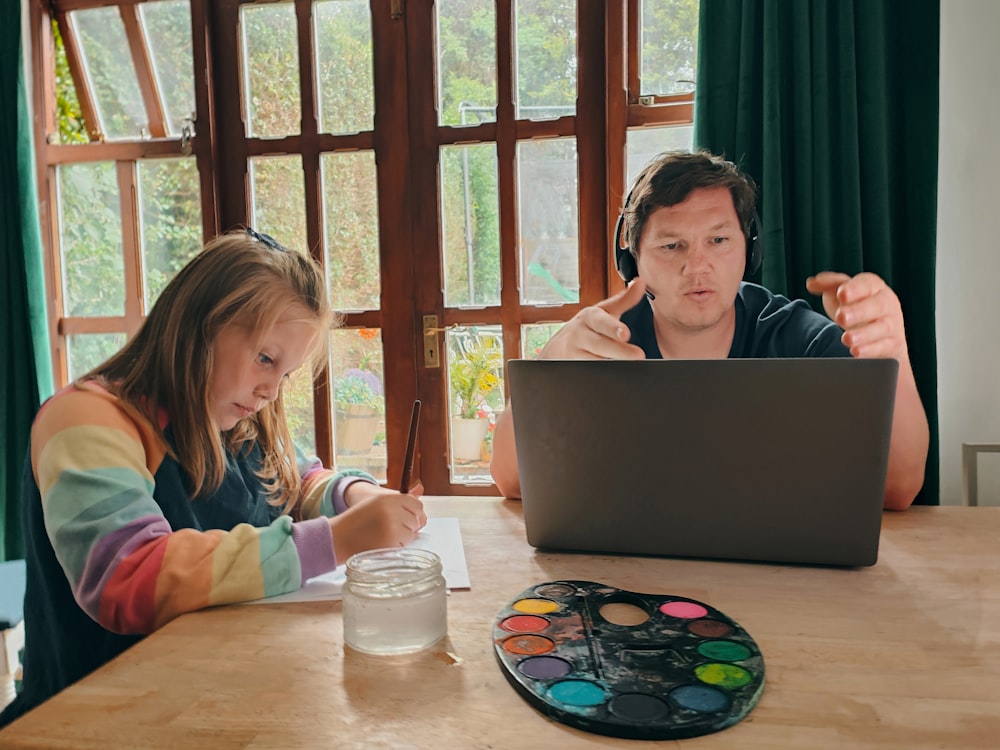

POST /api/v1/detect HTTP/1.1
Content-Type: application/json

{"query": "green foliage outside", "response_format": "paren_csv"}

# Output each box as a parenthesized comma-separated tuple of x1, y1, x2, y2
(448, 329, 504, 419)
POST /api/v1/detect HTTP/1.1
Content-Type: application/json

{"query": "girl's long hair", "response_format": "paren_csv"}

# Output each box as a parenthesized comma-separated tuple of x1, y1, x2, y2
(86, 230, 335, 511)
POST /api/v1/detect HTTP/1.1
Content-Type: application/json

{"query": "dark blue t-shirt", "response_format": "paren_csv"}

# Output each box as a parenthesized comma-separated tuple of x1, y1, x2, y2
(621, 282, 850, 359)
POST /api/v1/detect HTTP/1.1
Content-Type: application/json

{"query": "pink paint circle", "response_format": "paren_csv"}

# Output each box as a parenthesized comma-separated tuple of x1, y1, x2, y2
(659, 601, 708, 619)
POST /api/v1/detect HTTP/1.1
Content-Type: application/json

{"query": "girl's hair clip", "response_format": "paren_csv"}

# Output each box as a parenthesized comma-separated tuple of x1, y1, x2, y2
(246, 226, 288, 252)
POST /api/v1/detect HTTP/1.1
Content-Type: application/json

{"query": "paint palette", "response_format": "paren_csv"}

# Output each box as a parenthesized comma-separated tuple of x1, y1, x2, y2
(493, 581, 765, 740)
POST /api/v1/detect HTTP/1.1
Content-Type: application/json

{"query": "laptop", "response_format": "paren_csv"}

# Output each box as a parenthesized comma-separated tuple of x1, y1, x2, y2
(507, 358, 898, 567)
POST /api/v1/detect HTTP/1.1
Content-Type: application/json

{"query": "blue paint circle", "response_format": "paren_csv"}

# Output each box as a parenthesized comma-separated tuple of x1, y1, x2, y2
(548, 680, 608, 707)
(670, 684, 732, 713)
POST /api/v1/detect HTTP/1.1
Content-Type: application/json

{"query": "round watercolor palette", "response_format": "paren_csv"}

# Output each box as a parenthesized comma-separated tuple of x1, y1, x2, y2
(493, 580, 765, 740)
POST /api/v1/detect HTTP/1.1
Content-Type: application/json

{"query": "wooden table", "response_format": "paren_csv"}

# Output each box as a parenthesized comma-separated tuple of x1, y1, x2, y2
(1, 499, 998, 749)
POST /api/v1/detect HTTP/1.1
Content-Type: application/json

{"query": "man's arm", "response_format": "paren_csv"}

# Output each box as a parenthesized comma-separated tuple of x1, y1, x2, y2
(490, 403, 521, 498)
(807, 272, 929, 510)
(489, 281, 648, 498)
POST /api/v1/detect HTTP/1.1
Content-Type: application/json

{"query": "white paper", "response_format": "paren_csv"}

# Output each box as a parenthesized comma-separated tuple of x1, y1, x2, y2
(247, 517, 470, 605)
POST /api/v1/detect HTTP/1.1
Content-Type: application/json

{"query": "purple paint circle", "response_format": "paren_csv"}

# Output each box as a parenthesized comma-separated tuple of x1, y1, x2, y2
(659, 600, 708, 619)
(517, 655, 573, 680)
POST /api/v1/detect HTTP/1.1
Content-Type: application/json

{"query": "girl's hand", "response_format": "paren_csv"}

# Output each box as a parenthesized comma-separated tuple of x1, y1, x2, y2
(329, 484, 426, 563)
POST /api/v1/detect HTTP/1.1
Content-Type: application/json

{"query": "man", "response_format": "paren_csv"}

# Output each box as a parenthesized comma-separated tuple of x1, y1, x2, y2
(490, 151, 928, 510)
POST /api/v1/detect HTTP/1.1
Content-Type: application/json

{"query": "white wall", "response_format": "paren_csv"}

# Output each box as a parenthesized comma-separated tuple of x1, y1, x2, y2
(937, 0, 1000, 505)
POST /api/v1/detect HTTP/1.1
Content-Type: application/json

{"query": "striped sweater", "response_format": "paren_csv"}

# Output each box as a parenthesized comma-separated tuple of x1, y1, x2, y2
(0, 382, 372, 726)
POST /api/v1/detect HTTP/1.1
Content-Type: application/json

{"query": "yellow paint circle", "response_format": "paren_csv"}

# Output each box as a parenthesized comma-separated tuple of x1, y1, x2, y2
(694, 662, 753, 689)
(512, 598, 560, 614)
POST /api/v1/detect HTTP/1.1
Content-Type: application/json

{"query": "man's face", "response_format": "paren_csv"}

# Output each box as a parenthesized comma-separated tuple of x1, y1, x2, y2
(635, 186, 747, 334)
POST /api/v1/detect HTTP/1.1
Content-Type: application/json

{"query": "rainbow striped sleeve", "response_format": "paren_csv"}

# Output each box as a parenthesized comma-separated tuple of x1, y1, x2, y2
(32, 386, 335, 635)
(296, 445, 377, 519)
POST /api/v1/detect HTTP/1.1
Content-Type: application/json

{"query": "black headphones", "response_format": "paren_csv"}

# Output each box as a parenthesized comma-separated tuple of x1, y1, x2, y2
(613, 188, 764, 283)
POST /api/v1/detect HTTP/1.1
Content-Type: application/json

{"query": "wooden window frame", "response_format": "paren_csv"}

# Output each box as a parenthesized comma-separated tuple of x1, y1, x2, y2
(29, 0, 696, 494)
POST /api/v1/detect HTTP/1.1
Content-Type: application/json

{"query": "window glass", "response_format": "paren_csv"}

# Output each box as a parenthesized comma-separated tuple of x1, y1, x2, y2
(241, 2, 301, 138)
(441, 144, 500, 308)
(625, 125, 694, 186)
(517, 138, 579, 305)
(69, 7, 148, 139)
(314, 0, 374, 135)
(446, 326, 504, 483)
(514, 0, 577, 120)
(138, 157, 203, 311)
(249, 155, 308, 255)
(437, 0, 497, 126)
(139, 0, 196, 137)
(67, 334, 127, 381)
(284, 368, 317, 459)
(639, 0, 700, 96)
(52, 20, 88, 144)
(330, 328, 387, 482)
(521, 323, 562, 358)
(322, 151, 380, 312)
(58, 162, 125, 317)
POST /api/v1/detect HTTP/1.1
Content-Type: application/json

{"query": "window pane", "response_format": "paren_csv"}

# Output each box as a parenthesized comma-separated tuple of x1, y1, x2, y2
(52, 20, 88, 144)
(626, 125, 694, 185)
(139, 0, 196, 137)
(241, 3, 301, 138)
(436, 0, 497, 126)
(314, 0, 374, 135)
(521, 323, 562, 358)
(330, 328, 387, 482)
(321, 151, 380, 311)
(517, 138, 579, 305)
(69, 8, 148, 139)
(138, 157, 203, 310)
(447, 326, 504, 484)
(441, 144, 500, 308)
(67, 333, 126, 381)
(58, 162, 124, 317)
(514, 0, 576, 120)
(284, 369, 317, 458)
(249, 155, 307, 255)
(639, 0, 699, 96)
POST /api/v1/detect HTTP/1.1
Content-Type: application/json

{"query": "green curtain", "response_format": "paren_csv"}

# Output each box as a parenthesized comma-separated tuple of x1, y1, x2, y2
(694, 0, 939, 505)
(1, 0, 54, 560)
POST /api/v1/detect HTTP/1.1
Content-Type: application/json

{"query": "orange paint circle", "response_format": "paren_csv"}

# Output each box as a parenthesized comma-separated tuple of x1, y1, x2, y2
(502, 634, 555, 655)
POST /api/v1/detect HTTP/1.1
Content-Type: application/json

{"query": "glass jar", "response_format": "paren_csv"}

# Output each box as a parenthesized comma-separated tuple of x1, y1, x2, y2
(342, 547, 448, 655)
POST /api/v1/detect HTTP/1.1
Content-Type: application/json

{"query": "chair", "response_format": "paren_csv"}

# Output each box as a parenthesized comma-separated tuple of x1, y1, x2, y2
(0, 559, 26, 709)
(961, 442, 1000, 506)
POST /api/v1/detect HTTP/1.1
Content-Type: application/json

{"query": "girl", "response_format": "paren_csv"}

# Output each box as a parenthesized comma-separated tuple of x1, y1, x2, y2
(0, 229, 425, 726)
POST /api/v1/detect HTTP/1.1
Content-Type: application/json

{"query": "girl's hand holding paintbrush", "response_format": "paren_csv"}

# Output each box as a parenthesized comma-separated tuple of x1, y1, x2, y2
(330, 482, 426, 562)
(329, 400, 425, 563)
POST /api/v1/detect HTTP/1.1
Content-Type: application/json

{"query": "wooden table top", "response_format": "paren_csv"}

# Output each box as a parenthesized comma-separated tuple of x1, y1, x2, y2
(1, 499, 998, 749)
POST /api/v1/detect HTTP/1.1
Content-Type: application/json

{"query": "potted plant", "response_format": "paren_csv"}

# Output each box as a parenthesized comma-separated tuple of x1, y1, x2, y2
(448, 332, 504, 461)
(334, 368, 384, 455)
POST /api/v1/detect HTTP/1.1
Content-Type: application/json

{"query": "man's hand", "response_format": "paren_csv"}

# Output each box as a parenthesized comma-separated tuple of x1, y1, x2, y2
(806, 272, 908, 360)
(540, 279, 649, 360)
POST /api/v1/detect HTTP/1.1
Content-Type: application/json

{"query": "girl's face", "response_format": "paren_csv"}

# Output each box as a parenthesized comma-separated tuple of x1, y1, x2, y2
(210, 303, 319, 431)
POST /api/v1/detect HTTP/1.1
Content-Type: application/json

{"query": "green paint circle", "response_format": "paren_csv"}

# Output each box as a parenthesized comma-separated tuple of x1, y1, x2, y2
(694, 662, 754, 689)
(696, 640, 752, 662)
